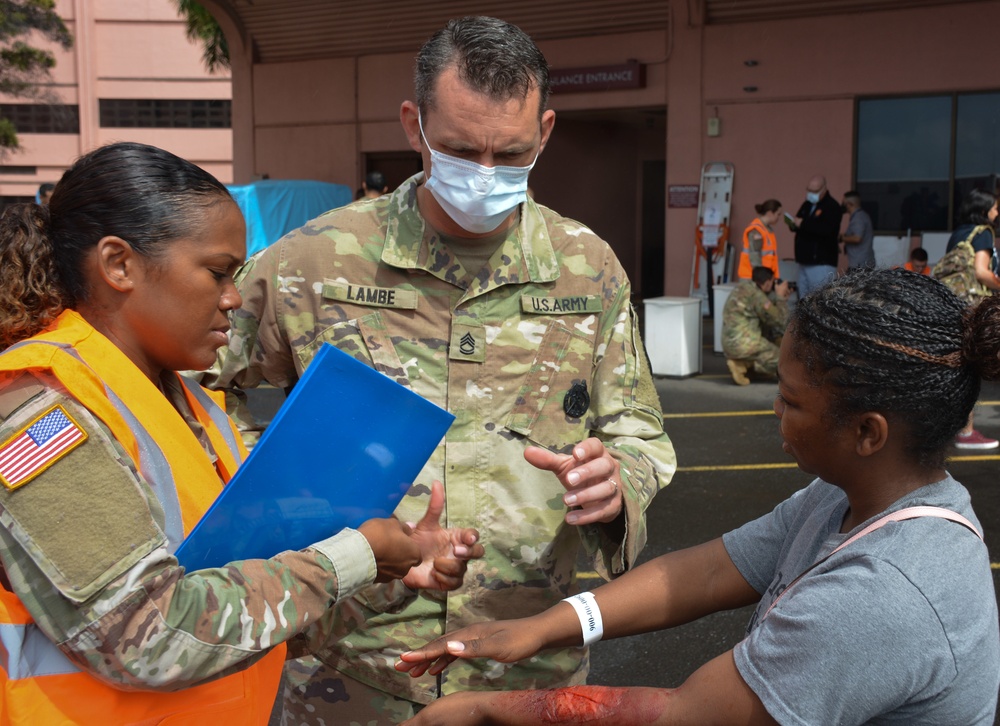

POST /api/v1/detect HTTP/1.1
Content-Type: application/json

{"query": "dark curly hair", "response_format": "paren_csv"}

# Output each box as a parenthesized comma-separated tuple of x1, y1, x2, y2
(790, 267, 1000, 468)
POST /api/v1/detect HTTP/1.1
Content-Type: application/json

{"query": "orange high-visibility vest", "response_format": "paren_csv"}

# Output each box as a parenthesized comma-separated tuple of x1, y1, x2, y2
(0, 310, 285, 725)
(738, 219, 780, 280)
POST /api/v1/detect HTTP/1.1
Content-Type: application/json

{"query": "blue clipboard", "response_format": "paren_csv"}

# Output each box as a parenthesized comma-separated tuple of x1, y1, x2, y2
(175, 343, 454, 572)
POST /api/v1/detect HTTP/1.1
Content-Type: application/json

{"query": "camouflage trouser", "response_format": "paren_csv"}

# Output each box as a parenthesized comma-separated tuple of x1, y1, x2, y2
(280, 656, 422, 726)
(726, 338, 780, 377)
(749, 339, 781, 376)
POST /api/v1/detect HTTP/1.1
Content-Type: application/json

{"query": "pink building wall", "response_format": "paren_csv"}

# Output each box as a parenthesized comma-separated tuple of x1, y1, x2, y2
(0, 0, 232, 199)
(229, 1, 998, 296)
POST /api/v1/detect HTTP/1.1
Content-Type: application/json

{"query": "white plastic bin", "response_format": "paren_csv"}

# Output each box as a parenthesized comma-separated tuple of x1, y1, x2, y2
(643, 297, 702, 377)
(712, 282, 738, 354)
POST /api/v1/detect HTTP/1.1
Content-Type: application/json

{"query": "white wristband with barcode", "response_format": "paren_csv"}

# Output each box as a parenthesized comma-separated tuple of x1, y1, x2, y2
(563, 591, 603, 646)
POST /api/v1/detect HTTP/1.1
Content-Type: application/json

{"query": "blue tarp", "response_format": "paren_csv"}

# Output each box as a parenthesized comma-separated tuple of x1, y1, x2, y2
(227, 179, 353, 256)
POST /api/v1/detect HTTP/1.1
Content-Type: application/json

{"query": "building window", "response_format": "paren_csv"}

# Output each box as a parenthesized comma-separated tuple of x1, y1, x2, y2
(0, 104, 79, 134)
(855, 92, 1000, 232)
(99, 99, 232, 129)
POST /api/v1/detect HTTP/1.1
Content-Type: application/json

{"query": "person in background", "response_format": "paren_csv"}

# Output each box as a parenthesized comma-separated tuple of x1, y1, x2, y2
(737, 199, 781, 281)
(934, 189, 1000, 450)
(397, 268, 1000, 726)
(722, 266, 789, 386)
(0, 142, 483, 724)
(362, 170, 389, 199)
(207, 16, 675, 725)
(789, 175, 843, 297)
(839, 190, 875, 270)
(904, 247, 930, 275)
(36, 182, 54, 205)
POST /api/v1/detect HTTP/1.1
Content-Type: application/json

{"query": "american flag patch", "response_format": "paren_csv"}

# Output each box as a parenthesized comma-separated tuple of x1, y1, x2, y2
(0, 406, 87, 491)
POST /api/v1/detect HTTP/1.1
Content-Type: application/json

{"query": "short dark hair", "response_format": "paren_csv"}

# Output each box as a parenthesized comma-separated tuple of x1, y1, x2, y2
(364, 171, 386, 191)
(751, 265, 775, 286)
(910, 247, 928, 262)
(843, 190, 861, 203)
(958, 189, 997, 226)
(790, 268, 1000, 468)
(38, 183, 55, 197)
(754, 199, 781, 215)
(414, 16, 550, 119)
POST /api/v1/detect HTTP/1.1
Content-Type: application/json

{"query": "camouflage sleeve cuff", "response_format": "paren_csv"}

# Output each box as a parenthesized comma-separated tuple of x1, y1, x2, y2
(308, 527, 376, 601)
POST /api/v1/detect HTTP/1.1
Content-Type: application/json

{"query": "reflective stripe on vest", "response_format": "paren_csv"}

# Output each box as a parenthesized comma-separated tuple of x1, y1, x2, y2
(0, 621, 78, 679)
(2, 340, 248, 551)
(739, 219, 779, 279)
(0, 310, 282, 724)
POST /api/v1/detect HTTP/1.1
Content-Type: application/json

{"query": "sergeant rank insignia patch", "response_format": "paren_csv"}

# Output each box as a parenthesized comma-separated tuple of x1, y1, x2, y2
(0, 405, 87, 490)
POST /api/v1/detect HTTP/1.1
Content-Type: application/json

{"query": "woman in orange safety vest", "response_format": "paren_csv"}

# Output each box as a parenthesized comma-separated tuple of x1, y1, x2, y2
(738, 199, 782, 280)
(0, 142, 482, 724)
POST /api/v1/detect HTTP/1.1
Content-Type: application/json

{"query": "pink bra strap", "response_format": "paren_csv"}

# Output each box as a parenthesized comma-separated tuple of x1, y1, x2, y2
(763, 506, 982, 619)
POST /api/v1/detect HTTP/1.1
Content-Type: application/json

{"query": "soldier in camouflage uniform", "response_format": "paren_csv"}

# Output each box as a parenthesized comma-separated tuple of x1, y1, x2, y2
(207, 16, 676, 725)
(0, 142, 481, 722)
(721, 266, 790, 385)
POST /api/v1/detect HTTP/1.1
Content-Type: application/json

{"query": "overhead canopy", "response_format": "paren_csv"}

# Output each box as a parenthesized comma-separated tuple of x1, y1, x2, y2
(228, 179, 353, 256)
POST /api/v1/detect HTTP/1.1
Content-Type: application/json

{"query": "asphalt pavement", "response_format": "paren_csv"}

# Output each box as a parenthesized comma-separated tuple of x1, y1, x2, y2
(587, 320, 1000, 710)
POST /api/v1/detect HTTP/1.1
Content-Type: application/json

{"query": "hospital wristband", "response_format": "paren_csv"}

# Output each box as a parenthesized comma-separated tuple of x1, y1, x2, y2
(562, 591, 604, 646)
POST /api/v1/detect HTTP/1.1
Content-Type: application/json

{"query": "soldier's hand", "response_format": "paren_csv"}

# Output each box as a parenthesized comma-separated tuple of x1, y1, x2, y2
(524, 438, 623, 525)
(402, 481, 484, 591)
(359, 517, 420, 583)
(774, 279, 790, 300)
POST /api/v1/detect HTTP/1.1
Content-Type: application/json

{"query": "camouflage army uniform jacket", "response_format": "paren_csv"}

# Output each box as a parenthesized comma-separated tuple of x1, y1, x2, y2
(0, 315, 377, 690)
(721, 280, 788, 360)
(209, 173, 676, 702)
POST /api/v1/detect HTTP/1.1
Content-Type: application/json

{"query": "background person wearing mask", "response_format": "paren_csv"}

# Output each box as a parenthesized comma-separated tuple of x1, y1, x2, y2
(788, 175, 843, 297)
(207, 16, 676, 725)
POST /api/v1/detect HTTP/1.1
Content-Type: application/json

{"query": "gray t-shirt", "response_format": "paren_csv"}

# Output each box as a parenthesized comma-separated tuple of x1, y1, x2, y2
(724, 476, 999, 725)
(844, 208, 876, 269)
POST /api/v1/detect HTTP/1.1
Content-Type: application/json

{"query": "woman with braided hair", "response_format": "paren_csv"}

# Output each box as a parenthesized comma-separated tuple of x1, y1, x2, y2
(396, 267, 1000, 726)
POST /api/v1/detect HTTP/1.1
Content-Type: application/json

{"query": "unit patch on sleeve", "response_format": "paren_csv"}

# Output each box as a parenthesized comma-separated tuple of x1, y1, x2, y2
(0, 405, 87, 491)
(521, 295, 603, 314)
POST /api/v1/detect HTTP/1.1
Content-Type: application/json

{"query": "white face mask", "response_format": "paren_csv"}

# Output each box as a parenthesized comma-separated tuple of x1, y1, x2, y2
(805, 191, 822, 204)
(420, 114, 537, 234)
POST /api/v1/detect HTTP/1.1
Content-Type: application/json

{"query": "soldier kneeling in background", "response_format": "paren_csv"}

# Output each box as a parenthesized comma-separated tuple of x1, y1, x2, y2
(722, 266, 790, 385)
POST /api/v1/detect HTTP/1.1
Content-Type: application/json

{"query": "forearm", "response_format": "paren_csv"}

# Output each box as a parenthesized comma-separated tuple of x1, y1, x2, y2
(423, 653, 773, 726)
(589, 539, 757, 640)
(973, 252, 1000, 290)
(9, 529, 373, 690)
(475, 686, 674, 725)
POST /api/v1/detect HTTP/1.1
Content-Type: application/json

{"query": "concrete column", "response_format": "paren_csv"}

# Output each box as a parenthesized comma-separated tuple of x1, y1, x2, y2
(201, 0, 254, 183)
(664, 0, 705, 296)
(71, 0, 96, 154)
